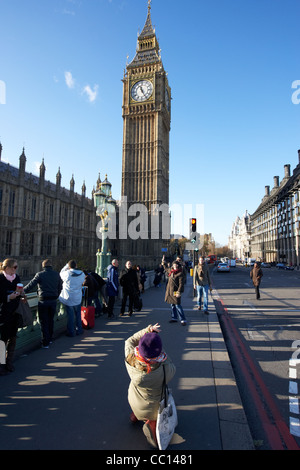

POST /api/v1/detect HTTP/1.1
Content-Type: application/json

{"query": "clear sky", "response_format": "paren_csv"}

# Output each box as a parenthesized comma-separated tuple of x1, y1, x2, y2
(0, 0, 299, 246)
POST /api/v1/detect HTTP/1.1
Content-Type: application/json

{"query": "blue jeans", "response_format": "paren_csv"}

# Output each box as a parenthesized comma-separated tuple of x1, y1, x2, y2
(196, 285, 209, 311)
(65, 304, 82, 336)
(171, 304, 186, 322)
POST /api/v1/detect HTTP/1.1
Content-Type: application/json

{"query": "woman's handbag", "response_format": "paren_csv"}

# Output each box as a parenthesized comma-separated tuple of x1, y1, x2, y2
(156, 365, 178, 450)
(15, 300, 33, 328)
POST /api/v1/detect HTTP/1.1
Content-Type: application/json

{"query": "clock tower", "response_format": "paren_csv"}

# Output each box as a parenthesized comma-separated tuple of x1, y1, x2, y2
(120, 1, 171, 268)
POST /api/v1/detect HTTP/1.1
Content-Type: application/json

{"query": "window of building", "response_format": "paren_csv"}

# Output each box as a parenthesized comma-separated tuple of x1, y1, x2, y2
(8, 190, 15, 216)
(6, 231, 12, 255)
(31, 197, 36, 220)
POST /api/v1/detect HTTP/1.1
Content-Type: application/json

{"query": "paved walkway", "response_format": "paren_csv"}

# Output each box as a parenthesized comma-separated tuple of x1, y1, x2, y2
(0, 277, 254, 451)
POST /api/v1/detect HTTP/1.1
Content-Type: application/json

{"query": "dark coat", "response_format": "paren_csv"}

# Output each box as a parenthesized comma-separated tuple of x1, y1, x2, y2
(106, 264, 119, 297)
(23, 266, 62, 301)
(164, 270, 184, 305)
(0, 273, 22, 338)
(250, 266, 263, 286)
(119, 268, 139, 295)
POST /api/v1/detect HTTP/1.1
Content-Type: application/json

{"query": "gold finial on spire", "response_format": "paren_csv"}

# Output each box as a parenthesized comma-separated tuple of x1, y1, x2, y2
(148, 0, 151, 11)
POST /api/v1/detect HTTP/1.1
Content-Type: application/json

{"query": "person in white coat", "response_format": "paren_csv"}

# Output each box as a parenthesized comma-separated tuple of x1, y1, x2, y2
(59, 260, 85, 337)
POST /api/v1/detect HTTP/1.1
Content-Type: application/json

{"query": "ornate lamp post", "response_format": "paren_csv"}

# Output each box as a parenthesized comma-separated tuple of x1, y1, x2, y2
(94, 174, 116, 277)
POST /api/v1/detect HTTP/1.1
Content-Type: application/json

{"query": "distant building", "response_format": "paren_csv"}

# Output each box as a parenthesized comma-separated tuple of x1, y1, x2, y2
(249, 149, 300, 266)
(228, 211, 251, 261)
(0, 144, 98, 279)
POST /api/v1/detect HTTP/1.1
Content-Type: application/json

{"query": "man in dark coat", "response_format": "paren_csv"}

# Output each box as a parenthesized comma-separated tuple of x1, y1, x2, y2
(250, 262, 263, 299)
(119, 260, 139, 316)
(106, 259, 119, 318)
(24, 259, 62, 348)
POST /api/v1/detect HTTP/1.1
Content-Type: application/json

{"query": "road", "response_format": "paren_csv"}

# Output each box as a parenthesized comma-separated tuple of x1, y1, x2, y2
(211, 263, 300, 450)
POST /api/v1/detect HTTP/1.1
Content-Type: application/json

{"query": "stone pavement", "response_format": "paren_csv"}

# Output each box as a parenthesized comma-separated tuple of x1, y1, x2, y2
(0, 276, 254, 451)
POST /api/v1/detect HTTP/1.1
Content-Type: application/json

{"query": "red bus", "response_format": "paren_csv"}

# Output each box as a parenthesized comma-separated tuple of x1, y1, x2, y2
(207, 255, 217, 264)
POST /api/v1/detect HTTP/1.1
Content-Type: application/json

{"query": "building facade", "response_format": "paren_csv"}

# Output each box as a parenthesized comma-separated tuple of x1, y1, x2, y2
(0, 144, 98, 280)
(228, 211, 251, 260)
(250, 150, 300, 266)
(119, 2, 171, 269)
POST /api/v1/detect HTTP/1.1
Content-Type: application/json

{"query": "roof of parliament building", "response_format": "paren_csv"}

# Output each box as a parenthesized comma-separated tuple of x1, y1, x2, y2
(0, 144, 94, 206)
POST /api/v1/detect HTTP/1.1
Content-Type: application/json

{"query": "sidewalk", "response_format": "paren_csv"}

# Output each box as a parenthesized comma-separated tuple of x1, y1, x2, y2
(0, 277, 254, 451)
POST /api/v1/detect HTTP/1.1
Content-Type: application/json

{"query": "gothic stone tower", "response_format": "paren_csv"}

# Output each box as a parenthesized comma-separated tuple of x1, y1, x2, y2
(120, 2, 171, 268)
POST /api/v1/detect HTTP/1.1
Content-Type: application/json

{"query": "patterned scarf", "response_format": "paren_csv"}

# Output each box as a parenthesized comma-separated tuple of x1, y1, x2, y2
(134, 346, 167, 373)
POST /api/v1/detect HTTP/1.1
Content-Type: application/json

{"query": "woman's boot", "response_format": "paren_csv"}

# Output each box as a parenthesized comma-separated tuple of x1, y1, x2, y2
(143, 420, 157, 447)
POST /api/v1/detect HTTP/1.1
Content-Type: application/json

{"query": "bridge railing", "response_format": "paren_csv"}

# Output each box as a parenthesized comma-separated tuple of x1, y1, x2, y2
(15, 270, 157, 354)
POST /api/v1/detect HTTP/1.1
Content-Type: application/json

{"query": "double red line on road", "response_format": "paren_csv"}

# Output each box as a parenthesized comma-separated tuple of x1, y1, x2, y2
(215, 295, 300, 451)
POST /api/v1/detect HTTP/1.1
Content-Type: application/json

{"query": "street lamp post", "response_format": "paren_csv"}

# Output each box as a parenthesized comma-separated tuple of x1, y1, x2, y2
(93, 174, 116, 278)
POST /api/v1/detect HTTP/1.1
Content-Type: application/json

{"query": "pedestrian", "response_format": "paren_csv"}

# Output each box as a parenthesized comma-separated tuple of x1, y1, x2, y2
(23, 259, 62, 348)
(83, 270, 102, 316)
(153, 264, 163, 287)
(106, 259, 119, 318)
(59, 260, 85, 337)
(136, 265, 146, 293)
(164, 260, 187, 326)
(125, 323, 176, 448)
(0, 258, 23, 374)
(119, 260, 139, 316)
(90, 270, 108, 313)
(176, 256, 187, 284)
(193, 256, 212, 314)
(250, 262, 263, 299)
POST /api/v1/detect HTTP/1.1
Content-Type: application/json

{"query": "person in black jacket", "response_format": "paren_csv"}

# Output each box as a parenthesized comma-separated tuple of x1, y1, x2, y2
(0, 258, 23, 374)
(119, 260, 139, 317)
(23, 259, 62, 348)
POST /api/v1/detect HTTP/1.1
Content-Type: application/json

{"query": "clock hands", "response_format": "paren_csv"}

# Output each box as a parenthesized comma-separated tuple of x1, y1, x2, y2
(138, 85, 146, 97)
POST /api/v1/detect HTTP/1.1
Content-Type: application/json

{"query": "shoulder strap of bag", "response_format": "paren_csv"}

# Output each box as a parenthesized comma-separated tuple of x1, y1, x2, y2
(161, 364, 168, 407)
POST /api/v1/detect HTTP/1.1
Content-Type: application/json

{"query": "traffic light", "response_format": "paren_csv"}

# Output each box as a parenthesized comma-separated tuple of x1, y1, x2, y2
(190, 218, 197, 241)
(191, 218, 196, 232)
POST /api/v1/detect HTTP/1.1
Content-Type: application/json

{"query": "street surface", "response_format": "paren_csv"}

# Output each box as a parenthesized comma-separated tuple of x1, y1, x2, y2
(211, 263, 300, 450)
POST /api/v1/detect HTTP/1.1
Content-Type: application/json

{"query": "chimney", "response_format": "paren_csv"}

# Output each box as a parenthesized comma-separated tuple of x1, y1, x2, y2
(265, 185, 270, 196)
(284, 164, 290, 178)
(298, 149, 300, 164)
(273, 176, 279, 188)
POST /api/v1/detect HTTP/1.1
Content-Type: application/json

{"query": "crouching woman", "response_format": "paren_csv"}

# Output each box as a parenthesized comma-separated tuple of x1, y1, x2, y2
(125, 323, 176, 448)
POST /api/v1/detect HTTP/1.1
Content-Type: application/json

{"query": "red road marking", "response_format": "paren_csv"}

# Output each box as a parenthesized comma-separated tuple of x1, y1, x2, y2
(217, 296, 300, 450)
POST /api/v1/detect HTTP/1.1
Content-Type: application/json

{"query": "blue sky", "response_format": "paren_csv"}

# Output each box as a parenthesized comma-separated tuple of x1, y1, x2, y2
(0, 0, 299, 246)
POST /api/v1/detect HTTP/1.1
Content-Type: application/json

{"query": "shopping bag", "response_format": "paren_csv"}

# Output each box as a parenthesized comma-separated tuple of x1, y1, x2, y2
(15, 300, 33, 327)
(0, 340, 6, 365)
(156, 366, 178, 450)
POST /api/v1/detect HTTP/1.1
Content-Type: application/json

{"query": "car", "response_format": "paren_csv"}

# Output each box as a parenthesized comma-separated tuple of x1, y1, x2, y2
(261, 262, 271, 268)
(285, 265, 294, 270)
(217, 263, 230, 272)
(276, 263, 286, 269)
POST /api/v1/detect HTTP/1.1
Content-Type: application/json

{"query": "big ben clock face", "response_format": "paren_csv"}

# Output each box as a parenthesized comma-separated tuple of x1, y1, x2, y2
(131, 80, 153, 102)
